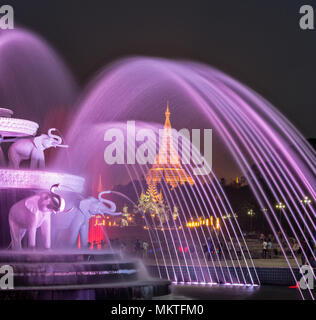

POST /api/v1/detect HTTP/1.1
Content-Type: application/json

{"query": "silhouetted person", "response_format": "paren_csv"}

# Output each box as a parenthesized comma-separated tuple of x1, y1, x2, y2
(120, 242, 126, 255)
(115, 238, 121, 250)
(307, 237, 315, 263)
(93, 240, 98, 250)
(135, 239, 141, 256)
(217, 243, 222, 260)
(207, 237, 213, 258)
(300, 237, 315, 266)
(267, 239, 272, 258)
(227, 241, 232, 254)
(299, 239, 307, 265)
(202, 242, 208, 260)
(100, 239, 106, 249)
(262, 239, 267, 259)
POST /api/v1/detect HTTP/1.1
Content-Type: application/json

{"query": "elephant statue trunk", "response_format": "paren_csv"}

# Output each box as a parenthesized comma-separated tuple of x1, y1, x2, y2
(98, 191, 121, 216)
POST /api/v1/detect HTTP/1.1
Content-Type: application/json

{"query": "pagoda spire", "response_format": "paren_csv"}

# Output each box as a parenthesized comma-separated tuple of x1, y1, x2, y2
(146, 102, 194, 189)
(165, 102, 170, 121)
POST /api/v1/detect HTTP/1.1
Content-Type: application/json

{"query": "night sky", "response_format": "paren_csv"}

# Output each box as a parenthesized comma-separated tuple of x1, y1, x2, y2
(7, 0, 316, 138)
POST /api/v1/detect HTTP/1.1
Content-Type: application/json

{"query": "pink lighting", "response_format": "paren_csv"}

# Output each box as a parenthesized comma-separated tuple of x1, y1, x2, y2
(171, 281, 256, 287)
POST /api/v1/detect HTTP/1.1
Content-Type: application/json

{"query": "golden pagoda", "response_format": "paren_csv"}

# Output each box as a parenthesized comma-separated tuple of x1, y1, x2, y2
(141, 182, 163, 203)
(146, 103, 194, 189)
(136, 103, 194, 225)
(137, 182, 166, 221)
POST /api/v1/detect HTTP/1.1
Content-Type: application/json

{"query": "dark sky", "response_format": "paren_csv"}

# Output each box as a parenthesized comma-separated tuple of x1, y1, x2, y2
(7, 0, 316, 138)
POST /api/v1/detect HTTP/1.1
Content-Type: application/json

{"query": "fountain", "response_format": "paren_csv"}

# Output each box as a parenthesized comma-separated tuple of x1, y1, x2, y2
(0, 27, 314, 300)
(54, 57, 315, 299)
(0, 29, 171, 300)
(0, 107, 170, 300)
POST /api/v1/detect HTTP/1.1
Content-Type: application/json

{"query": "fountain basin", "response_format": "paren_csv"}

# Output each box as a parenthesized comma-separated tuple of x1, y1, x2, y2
(0, 250, 171, 300)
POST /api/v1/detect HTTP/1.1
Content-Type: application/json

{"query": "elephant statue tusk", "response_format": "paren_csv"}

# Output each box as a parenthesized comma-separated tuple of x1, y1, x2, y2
(50, 184, 67, 213)
(55, 144, 69, 148)
(58, 197, 66, 212)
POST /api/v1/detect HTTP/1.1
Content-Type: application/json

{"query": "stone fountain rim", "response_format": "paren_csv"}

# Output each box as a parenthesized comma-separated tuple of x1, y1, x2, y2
(0, 168, 85, 193)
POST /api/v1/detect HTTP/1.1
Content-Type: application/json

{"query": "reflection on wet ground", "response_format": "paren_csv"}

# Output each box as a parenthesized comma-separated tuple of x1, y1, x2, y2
(154, 284, 314, 300)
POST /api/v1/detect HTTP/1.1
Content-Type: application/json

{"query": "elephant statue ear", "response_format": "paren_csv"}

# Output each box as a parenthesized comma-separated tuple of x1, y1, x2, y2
(79, 197, 97, 218)
(33, 135, 45, 150)
(25, 197, 38, 214)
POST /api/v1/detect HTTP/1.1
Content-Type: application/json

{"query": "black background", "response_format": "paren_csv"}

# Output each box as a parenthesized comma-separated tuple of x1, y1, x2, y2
(6, 0, 316, 138)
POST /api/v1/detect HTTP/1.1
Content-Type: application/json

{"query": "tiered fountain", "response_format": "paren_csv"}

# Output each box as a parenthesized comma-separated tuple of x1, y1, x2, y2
(0, 108, 170, 300)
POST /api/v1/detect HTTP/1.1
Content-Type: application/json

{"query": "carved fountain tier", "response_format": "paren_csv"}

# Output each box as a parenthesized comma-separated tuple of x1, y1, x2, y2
(0, 168, 85, 191)
(0, 108, 170, 300)
(0, 108, 85, 248)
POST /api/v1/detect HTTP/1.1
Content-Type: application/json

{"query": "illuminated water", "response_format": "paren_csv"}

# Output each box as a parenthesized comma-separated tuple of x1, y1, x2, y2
(0, 27, 314, 299)
(54, 57, 315, 299)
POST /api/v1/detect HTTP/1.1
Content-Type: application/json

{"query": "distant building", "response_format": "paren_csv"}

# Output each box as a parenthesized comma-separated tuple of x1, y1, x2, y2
(137, 103, 194, 225)
(146, 103, 194, 189)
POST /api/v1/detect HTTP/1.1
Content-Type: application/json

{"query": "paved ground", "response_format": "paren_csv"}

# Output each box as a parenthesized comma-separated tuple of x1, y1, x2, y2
(142, 257, 303, 268)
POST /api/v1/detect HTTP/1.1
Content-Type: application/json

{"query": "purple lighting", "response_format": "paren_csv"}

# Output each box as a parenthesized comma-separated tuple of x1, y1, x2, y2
(54, 57, 315, 299)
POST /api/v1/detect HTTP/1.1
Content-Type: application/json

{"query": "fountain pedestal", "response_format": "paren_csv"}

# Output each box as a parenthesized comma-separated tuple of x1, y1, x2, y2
(0, 108, 171, 299)
(0, 250, 171, 300)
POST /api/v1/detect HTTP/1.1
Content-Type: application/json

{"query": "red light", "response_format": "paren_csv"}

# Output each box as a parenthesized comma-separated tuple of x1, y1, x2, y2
(289, 282, 299, 289)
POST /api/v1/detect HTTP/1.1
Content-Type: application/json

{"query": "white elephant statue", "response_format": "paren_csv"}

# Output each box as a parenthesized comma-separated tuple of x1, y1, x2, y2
(8, 128, 68, 169)
(51, 191, 121, 248)
(9, 184, 66, 250)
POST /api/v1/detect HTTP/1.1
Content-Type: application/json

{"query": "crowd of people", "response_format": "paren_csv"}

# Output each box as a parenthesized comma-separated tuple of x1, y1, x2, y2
(203, 237, 223, 260)
(261, 237, 273, 259)
(87, 233, 315, 267)
(134, 239, 150, 258)
(88, 238, 151, 259)
(88, 238, 127, 254)
(259, 232, 315, 265)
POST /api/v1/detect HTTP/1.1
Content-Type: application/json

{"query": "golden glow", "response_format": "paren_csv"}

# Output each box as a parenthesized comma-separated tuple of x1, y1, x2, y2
(216, 217, 220, 230)
(275, 202, 286, 210)
(141, 183, 163, 203)
(186, 216, 220, 230)
(94, 215, 106, 227)
(146, 103, 195, 189)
